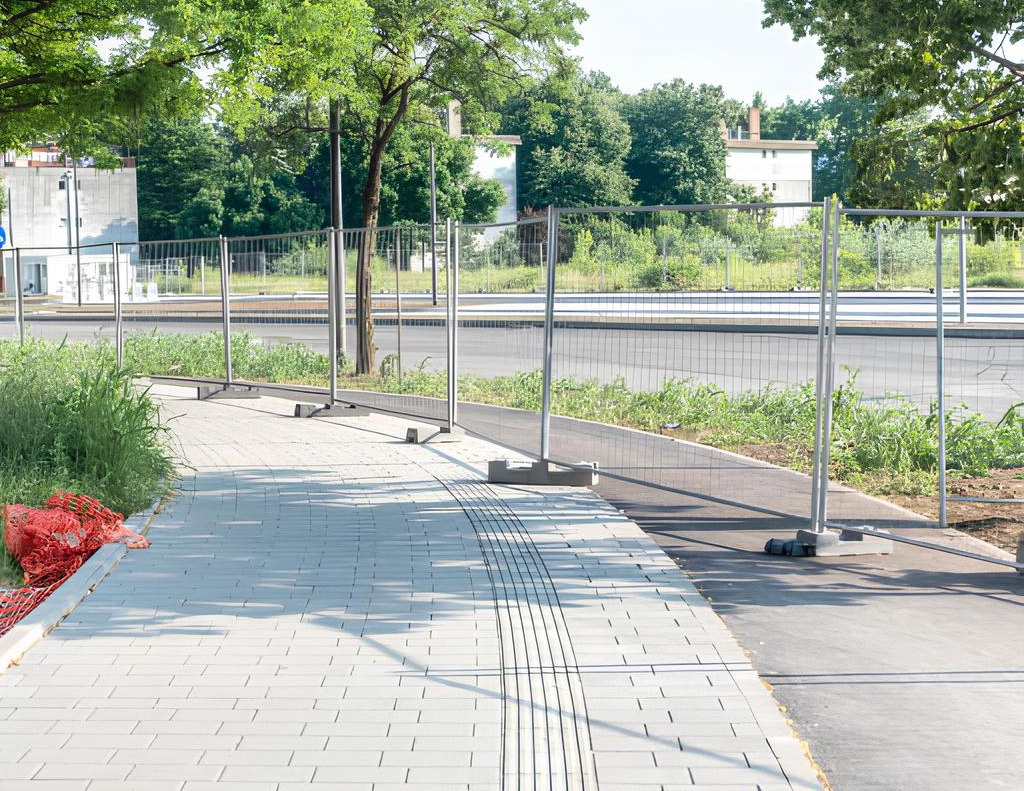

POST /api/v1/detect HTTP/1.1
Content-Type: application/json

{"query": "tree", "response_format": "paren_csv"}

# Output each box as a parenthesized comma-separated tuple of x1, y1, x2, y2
(763, 1, 1024, 208)
(501, 69, 635, 210)
(137, 118, 229, 241)
(0, 0, 368, 156)
(337, 0, 585, 373)
(298, 121, 506, 229)
(623, 81, 729, 207)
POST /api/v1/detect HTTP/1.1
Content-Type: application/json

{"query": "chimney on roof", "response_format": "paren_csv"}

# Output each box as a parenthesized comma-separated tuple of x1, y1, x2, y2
(748, 106, 761, 141)
(447, 100, 462, 139)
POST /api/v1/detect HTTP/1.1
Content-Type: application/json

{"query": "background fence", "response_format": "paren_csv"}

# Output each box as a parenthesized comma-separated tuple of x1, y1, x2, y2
(3, 201, 1023, 563)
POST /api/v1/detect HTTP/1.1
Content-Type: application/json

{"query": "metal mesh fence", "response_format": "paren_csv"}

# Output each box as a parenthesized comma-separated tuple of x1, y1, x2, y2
(540, 204, 825, 519)
(334, 223, 451, 426)
(225, 231, 331, 390)
(454, 218, 548, 454)
(826, 208, 1024, 528)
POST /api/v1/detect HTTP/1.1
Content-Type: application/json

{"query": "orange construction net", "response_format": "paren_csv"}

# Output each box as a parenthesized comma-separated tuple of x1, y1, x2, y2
(0, 491, 150, 637)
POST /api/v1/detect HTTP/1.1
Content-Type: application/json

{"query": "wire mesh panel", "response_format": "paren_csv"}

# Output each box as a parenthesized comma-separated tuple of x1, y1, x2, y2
(335, 223, 450, 426)
(224, 231, 332, 389)
(455, 218, 548, 453)
(14, 244, 119, 347)
(827, 209, 1024, 527)
(545, 204, 826, 520)
(0, 249, 17, 342)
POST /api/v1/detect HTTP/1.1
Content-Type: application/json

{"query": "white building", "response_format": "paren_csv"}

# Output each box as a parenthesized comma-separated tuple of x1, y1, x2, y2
(1, 149, 139, 297)
(722, 107, 816, 226)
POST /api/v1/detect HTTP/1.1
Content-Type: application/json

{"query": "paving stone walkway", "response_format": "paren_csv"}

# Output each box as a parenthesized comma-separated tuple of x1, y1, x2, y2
(0, 387, 823, 791)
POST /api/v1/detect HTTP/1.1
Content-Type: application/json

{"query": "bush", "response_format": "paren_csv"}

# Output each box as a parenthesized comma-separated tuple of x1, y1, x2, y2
(0, 339, 174, 516)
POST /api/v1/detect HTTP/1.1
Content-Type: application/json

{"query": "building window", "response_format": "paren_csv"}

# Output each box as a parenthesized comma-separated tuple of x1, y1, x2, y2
(772, 150, 777, 158)
(761, 150, 767, 158)
(772, 183, 777, 191)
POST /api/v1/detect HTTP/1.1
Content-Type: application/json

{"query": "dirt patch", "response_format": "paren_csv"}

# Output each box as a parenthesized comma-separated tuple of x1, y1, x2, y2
(885, 468, 1024, 554)
(664, 429, 1024, 556)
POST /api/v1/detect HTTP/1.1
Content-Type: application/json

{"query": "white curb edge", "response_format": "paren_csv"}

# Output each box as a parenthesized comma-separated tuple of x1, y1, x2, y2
(0, 542, 128, 674)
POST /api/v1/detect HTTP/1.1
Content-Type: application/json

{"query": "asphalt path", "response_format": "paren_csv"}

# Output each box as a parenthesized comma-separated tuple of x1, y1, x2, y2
(9, 316, 1023, 419)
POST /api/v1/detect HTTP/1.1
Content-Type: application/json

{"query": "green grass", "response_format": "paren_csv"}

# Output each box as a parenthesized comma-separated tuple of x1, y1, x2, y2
(0, 339, 176, 584)
(967, 272, 1024, 289)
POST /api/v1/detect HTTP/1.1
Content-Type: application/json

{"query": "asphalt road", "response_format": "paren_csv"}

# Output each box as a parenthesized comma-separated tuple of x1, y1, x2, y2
(9, 316, 1023, 419)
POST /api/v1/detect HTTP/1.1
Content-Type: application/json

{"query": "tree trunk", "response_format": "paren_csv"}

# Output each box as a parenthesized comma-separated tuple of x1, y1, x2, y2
(355, 139, 386, 374)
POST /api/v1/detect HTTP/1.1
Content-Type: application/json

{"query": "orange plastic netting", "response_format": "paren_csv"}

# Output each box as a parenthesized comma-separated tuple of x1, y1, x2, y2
(0, 491, 150, 636)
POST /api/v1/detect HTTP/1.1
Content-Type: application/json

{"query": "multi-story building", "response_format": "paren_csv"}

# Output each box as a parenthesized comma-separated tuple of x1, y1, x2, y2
(1, 146, 139, 297)
(721, 107, 816, 226)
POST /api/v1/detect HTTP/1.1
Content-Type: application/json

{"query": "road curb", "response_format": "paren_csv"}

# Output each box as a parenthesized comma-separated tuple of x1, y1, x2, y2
(0, 542, 127, 674)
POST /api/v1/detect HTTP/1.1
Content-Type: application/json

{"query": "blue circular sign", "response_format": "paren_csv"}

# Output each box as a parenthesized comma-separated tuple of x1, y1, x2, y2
(0, 227, 6, 250)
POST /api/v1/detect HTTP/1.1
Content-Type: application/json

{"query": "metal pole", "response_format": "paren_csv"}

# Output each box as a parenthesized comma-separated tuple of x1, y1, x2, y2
(816, 199, 840, 529)
(13, 247, 24, 344)
(73, 160, 82, 307)
(64, 172, 73, 254)
(337, 230, 347, 360)
(430, 141, 439, 307)
(809, 196, 831, 532)
(936, 225, 947, 528)
(395, 229, 403, 384)
(540, 206, 558, 461)
(201, 254, 206, 296)
(6, 186, 14, 247)
(113, 242, 123, 368)
(328, 228, 339, 403)
(958, 215, 968, 324)
(220, 236, 233, 384)
(445, 219, 456, 430)
(662, 237, 668, 284)
(725, 248, 731, 290)
(451, 221, 459, 427)
(876, 225, 883, 285)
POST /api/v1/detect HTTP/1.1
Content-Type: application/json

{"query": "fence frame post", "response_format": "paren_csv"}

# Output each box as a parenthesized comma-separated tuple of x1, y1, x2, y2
(958, 215, 968, 324)
(445, 219, 457, 431)
(328, 228, 339, 403)
(936, 224, 948, 527)
(540, 205, 558, 461)
(219, 235, 232, 384)
(809, 196, 832, 532)
(13, 247, 24, 345)
(395, 228, 403, 384)
(113, 242, 123, 368)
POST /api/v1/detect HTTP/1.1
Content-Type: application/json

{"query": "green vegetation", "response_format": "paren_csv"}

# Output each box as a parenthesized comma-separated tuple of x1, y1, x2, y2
(117, 331, 1024, 500)
(0, 339, 176, 582)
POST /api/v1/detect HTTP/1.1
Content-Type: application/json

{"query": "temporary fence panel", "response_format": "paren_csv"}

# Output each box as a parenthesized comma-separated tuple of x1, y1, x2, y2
(224, 230, 332, 390)
(0, 248, 17, 342)
(541, 203, 827, 521)
(824, 207, 1024, 531)
(334, 223, 452, 427)
(13, 243, 119, 348)
(454, 218, 549, 455)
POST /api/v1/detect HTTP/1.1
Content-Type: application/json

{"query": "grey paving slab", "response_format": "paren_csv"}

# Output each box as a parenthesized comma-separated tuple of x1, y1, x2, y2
(0, 387, 821, 790)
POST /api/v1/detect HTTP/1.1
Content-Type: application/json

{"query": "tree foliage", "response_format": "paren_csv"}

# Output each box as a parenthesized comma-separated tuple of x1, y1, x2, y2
(623, 81, 729, 206)
(763, 0, 1024, 208)
(0, 0, 368, 155)
(501, 69, 634, 210)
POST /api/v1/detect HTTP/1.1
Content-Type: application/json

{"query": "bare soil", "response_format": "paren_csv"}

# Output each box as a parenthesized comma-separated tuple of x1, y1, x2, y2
(885, 467, 1024, 554)
(667, 430, 1023, 556)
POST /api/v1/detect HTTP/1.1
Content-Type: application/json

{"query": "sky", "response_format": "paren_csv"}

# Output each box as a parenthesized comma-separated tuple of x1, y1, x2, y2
(571, 0, 827, 105)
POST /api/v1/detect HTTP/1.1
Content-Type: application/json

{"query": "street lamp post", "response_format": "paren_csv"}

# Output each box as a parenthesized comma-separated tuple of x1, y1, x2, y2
(72, 159, 82, 306)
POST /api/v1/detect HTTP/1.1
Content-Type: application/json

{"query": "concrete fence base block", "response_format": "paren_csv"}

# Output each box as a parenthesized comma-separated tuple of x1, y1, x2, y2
(294, 402, 370, 418)
(198, 385, 261, 400)
(1017, 536, 1024, 576)
(405, 425, 464, 444)
(487, 459, 598, 487)
(796, 528, 894, 557)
